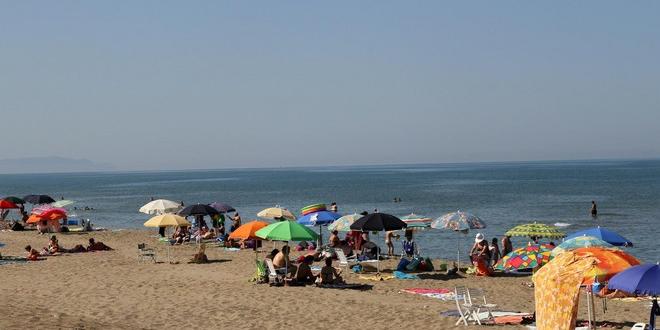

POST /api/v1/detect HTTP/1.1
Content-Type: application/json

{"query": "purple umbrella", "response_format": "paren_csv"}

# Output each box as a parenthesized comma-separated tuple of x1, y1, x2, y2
(208, 202, 236, 213)
(609, 263, 660, 330)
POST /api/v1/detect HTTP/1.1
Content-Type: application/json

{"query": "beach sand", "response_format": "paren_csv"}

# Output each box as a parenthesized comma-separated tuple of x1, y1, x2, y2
(0, 230, 648, 329)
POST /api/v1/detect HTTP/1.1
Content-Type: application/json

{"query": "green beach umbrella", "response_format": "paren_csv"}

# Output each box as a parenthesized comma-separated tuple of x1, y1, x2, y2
(52, 200, 75, 208)
(506, 222, 566, 239)
(255, 220, 319, 242)
(2, 196, 24, 204)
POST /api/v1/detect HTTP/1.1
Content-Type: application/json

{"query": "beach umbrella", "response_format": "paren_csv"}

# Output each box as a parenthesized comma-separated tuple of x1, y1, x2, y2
(23, 194, 56, 204)
(567, 227, 632, 247)
(495, 244, 555, 271)
(572, 247, 640, 285)
(144, 214, 191, 228)
(208, 202, 236, 213)
(178, 204, 219, 217)
(297, 210, 342, 246)
(228, 220, 269, 240)
(51, 200, 75, 208)
(350, 213, 407, 232)
(139, 199, 182, 215)
(506, 222, 566, 239)
(400, 213, 433, 228)
(551, 236, 615, 256)
(431, 211, 487, 269)
(2, 196, 24, 204)
(257, 207, 296, 221)
(27, 212, 66, 224)
(255, 220, 318, 242)
(431, 211, 486, 231)
(0, 200, 18, 209)
(609, 263, 660, 297)
(328, 213, 361, 232)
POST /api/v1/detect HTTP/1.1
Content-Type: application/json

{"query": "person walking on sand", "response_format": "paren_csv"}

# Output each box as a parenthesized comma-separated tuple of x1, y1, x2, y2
(591, 201, 598, 218)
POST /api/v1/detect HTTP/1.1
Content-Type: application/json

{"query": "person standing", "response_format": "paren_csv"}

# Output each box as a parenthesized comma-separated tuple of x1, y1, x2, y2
(501, 235, 513, 256)
(489, 238, 501, 265)
(330, 202, 338, 213)
(591, 201, 598, 218)
(385, 230, 399, 256)
(230, 212, 241, 232)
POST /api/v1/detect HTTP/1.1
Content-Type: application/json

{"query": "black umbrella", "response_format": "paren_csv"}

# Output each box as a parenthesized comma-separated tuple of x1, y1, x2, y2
(3, 196, 25, 204)
(178, 204, 220, 217)
(350, 213, 407, 232)
(208, 202, 236, 213)
(23, 194, 55, 204)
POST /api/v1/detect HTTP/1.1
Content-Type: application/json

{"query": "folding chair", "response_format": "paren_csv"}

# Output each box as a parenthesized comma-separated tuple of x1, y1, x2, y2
(455, 286, 475, 326)
(468, 288, 497, 325)
(265, 259, 286, 284)
(137, 243, 156, 263)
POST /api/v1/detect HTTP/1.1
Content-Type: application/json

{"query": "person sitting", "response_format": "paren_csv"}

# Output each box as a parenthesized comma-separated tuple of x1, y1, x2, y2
(25, 245, 41, 261)
(359, 240, 379, 261)
(202, 228, 216, 240)
(320, 257, 343, 284)
(295, 255, 317, 284)
(190, 244, 209, 263)
(402, 229, 417, 257)
(273, 245, 296, 275)
(48, 235, 60, 254)
(87, 238, 113, 251)
(328, 230, 340, 248)
(266, 249, 279, 261)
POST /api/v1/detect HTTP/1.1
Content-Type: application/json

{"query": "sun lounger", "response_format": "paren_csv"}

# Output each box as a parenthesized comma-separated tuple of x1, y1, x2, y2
(335, 248, 379, 273)
(137, 243, 156, 263)
(454, 287, 497, 326)
(265, 259, 286, 284)
(468, 288, 497, 324)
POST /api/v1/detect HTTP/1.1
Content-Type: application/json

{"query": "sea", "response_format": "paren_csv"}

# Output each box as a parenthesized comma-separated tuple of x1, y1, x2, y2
(1, 159, 658, 263)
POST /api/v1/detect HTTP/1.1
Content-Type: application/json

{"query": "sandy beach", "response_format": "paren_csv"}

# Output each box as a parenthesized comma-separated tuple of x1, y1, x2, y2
(0, 229, 649, 330)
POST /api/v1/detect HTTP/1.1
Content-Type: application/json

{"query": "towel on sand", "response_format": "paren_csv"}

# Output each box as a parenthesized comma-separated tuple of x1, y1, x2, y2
(402, 288, 456, 301)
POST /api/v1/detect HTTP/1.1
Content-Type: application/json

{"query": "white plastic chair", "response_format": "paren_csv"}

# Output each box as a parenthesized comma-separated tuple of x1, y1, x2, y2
(137, 243, 156, 263)
(265, 259, 285, 284)
(455, 286, 474, 326)
(468, 288, 497, 324)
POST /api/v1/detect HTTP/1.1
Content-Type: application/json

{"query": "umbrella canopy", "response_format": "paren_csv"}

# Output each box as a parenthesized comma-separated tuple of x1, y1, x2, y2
(495, 244, 555, 271)
(178, 204, 219, 217)
(2, 196, 24, 204)
(608, 263, 660, 297)
(255, 220, 319, 241)
(506, 222, 566, 239)
(139, 199, 183, 215)
(0, 200, 18, 209)
(572, 247, 640, 284)
(350, 213, 407, 232)
(144, 214, 191, 228)
(23, 194, 56, 204)
(400, 213, 433, 228)
(257, 207, 296, 221)
(567, 227, 633, 247)
(27, 212, 66, 224)
(431, 211, 486, 231)
(297, 211, 341, 226)
(208, 202, 236, 213)
(51, 200, 75, 208)
(228, 220, 269, 240)
(551, 236, 615, 256)
(327, 213, 361, 232)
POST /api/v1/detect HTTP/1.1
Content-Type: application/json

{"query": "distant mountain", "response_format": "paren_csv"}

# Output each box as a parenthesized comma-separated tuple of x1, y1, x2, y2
(0, 156, 115, 174)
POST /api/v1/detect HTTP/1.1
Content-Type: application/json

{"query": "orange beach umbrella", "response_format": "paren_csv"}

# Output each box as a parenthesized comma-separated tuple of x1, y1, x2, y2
(228, 220, 269, 240)
(573, 247, 640, 284)
(27, 212, 66, 224)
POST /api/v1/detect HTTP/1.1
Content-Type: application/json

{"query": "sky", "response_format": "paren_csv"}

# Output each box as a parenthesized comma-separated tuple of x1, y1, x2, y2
(1, 1, 659, 171)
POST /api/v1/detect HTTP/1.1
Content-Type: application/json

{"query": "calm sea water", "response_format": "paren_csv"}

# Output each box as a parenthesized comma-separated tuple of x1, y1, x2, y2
(1, 159, 658, 263)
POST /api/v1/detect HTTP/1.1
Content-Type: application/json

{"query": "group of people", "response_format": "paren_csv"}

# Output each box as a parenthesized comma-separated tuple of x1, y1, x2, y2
(24, 235, 113, 261)
(267, 245, 343, 285)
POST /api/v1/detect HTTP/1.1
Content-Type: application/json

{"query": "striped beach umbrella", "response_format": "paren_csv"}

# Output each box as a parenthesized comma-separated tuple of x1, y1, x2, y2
(327, 213, 361, 232)
(506, 222, 566, 239)
(551, 235, 615, 256)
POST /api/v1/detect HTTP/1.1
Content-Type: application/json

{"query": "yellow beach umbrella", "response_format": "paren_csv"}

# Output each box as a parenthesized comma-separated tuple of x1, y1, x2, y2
(257, 207, 296, 221)
(144, 214, 191, 227)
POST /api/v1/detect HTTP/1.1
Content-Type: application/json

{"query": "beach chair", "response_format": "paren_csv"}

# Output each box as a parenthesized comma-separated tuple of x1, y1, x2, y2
(467, 288, 497, 324)
(335, 248, 380, 272)
(265, 259, 285, 284)
(455, 286, 476, 326)
(137, 243, 156, 263)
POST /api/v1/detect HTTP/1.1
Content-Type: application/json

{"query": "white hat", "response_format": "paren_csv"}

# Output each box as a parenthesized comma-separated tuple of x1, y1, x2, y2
(475, 233, 484, 243)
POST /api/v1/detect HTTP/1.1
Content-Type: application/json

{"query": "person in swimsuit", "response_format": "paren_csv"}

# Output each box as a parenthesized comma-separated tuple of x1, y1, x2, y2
(591, 201, 598, 218)
(501, 235, 513, 256)
(385, 230, 398, 257)
(320, 257, 343, 284)
(295, 255, 317, 284)
(489, 237, 501, 265)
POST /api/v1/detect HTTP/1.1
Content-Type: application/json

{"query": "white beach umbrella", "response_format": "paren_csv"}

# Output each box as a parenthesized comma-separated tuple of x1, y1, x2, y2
(139, 199, 182, 215)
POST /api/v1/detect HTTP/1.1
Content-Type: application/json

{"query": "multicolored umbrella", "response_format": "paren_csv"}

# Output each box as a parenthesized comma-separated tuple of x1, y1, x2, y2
(572, 247, 640, 284)
(257, 207, 296, 221)
(495, 244, 555, 271)
(327, 213, 361, 232)
(431, 211, 486, 231)
(506, 222, 566, 239)
(400, 213, 432, 229)
(228, 220, 269, 240)
(139, 199, 183, 215)
(551, 235, 615, 256)
(255, 220, 318, 242)
(31, 205, 67, 216)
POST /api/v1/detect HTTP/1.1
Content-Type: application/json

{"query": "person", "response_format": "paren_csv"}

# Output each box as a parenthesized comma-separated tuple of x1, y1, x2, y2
(266, 249, 280, 261)
(320, 257, 343, 284)
(591, 201, 598, 218)
(273, 245, 296, 275)
(295, 255, 317, 284)
(203, 228, 216, 240)
(230, 212, 241, 232)
(471, 234, 491, 261)
(350, 230, 365, 251)
(87, 238, 113, 251)
(25, 245, 41, 261)
(359, 235, 379, 261)
(158, 226, 166, 237)
(402, 229, 416, 257)
(501, 235, 513, 256)
(328, 230, 340, 248)
(470, 233, 485, 255)
(385, 230, 399, 257)
(48, 235, 60, 254)
(329, 202, 338, 213)
(489, 237, 501, 266)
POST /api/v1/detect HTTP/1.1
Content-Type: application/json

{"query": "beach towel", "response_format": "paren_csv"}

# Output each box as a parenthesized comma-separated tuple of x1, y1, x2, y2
(402, 288, 456, 301)
(394, 271, 419, 280)
(317, 283, 373, 290)
(223, 247, 241, 252)
(359, 274, 394, 281)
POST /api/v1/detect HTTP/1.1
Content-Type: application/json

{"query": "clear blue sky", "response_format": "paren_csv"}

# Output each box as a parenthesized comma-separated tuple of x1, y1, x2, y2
(1, 1, 659, 170)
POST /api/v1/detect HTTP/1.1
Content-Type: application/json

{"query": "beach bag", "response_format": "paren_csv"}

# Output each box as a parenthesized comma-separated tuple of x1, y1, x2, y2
(418, 260, 428, 272)
(406, 257, 422, 271)
(424, 257, 435, 271)
(396, 258, 410, 271)
(352, 264, 363, 273)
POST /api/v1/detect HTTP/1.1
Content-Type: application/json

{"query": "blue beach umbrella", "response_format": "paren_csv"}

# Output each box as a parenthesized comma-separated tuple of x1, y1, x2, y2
(608, 263, 660, 330)
(297, 211, 341, 245)
(567, 227, 633, 247)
